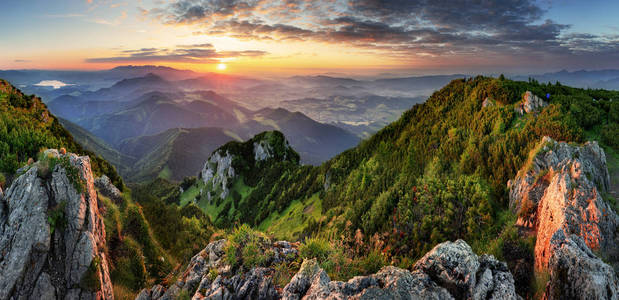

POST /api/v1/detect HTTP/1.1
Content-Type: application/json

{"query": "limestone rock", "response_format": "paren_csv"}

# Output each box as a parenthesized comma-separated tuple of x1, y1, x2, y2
(514, 91, 547, 115)
(509, 137, 618, 299)
(0, 149, 113, 299)
(198, 131, 298, 201)
(545, 233, 618, 300)
(138, 238, 298, 300)
(200, 151, 235, 199)
(284, 240, 518, 300)
(95, 175, 123, 204)
(482, 97, 495, 108)
(508, 137, 616, 269)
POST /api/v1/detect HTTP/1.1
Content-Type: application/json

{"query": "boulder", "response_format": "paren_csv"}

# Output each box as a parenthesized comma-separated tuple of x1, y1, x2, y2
(95, 174, 123, 204)
(0, 149, 113, 299)
(283, 240, 519, 300)
(514, 91, 547, 115)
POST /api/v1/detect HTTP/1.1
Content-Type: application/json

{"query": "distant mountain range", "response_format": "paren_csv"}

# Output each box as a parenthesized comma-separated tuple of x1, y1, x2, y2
(40, 72, 361, 181)
(4, 65, 618, 182)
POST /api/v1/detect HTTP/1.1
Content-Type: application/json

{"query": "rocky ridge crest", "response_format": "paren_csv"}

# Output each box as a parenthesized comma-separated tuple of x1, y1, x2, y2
(137, 239, 520, 300)
(508, 136, 618, 299)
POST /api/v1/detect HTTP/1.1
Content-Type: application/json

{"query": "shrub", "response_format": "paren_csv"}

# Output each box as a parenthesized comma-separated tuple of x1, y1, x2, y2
(48, 201, 67, 235)
(360, 250, 387, 274)
(299, 237, 332, 264)
(111, 238, 147, 291)
(224, 224, 270, 270)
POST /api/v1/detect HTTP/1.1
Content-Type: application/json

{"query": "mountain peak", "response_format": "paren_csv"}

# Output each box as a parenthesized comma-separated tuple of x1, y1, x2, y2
(199, 130, 299, 199)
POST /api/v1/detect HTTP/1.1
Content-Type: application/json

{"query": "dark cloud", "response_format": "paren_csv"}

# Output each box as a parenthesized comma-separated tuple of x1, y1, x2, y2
(85, 43, 267, 63)
(147, 0, 619, 68)
(14, 59, 32, 63)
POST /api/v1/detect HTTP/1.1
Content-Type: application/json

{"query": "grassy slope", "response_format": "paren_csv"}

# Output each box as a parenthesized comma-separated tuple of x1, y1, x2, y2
(121, 127, 241, 182)
(58, 117, 135, 174)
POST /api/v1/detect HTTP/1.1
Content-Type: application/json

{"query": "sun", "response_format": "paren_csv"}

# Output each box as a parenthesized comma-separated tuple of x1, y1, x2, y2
(217, 63, 227, 71)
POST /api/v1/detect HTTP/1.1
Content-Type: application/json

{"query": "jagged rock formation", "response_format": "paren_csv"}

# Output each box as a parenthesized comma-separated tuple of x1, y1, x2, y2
(508, 137, 618, 299)
(138, 239, 519, 300)
(514, 91, 547, 115)
(95, 175, 123, 204)
(482, 97, 495, 108)
(199, 131, 299, 200)
(0, 149, 113, 299)
(545, 232, 617, 300)
(284, 240, 519, 300)
(136, 239, 299, 300)
(200, 151, 236, 199)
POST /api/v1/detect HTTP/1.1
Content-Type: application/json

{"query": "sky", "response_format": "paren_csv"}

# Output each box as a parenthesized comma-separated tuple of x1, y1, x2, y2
(1, 0, 618, 76)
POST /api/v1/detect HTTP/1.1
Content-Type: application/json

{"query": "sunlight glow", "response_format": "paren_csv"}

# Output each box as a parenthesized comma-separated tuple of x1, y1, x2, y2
(217, 63, 227, 71)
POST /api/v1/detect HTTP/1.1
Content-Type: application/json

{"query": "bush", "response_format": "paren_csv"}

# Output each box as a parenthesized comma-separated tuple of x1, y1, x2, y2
(47, 200, 67, 235)
(110, 238, 147, 291)
(360, 250, 387, 274)
(0, 172, 6, 188)
(299, 237, 332, 264)
(224, 224, 270, 270)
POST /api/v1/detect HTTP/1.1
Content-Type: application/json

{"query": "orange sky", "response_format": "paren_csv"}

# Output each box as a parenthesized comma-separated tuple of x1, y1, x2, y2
(2, 0, 619, 75)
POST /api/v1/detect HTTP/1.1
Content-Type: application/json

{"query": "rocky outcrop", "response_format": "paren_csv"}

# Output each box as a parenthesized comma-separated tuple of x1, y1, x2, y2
(544, 232, 618, 300)
(514, 91, 547, 115)
(284, 240, 519, 300)
(482, 97, 495, 108)
(508, 137, 618, 299)
(95, 175, 123, 204)
(198, 131, 299, 200)
(138, 239, 519, 300)
(200, 151, 236, 199)
(0, 149, 113, 299)
(137, 239, 299, 300)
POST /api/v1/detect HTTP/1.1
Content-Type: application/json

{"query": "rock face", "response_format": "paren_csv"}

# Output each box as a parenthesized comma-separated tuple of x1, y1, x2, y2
(199, 131, 299, 200)
(95, 175, 123, 204)
(0, 149, 113, 299)
(200, 151, 236, 199)
(545, 232, 618, 300)
(509, 137, 618, 299)
(138, 239, 519, 300)
(514, 91, 547, 115)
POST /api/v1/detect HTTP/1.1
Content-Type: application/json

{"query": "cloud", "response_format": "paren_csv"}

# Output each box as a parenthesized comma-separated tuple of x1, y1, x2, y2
(85, 43, 268, 63)
(147, 0, 619, 68)
(14, 59, 31, 63)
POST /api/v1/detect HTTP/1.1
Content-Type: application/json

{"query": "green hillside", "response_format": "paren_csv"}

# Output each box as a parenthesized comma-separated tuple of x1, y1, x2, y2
(118, 127, 242, 182)
(58, 117, 135, 175)
(0, 79, 124, 189)
(182, 76, 618, 264)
